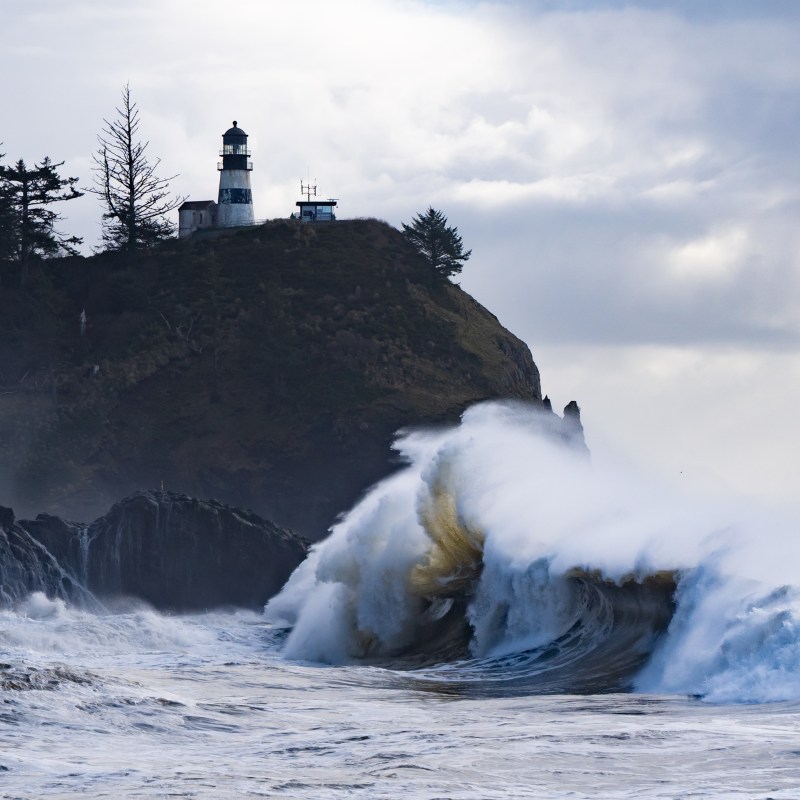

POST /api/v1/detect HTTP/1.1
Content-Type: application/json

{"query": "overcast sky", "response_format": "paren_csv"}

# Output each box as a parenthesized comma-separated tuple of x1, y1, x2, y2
(3, 0, 799, 509)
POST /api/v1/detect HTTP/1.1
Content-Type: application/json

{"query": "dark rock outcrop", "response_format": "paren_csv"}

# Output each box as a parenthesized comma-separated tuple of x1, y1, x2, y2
(21, 491, 309, 612)
(561, 400, 588, 454)
(0, 505, 85, 606)
(537, 398, 589, 454)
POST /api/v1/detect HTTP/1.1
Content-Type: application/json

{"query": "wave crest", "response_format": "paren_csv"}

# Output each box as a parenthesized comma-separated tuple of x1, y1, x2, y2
(411, 478, 485, 599)
(265, 401, 800, 702)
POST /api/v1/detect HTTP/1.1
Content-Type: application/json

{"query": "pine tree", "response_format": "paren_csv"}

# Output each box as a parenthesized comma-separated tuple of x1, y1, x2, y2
(0, 191, 13, 265)
(401, 207, 472, 279)
(89, 84, 184, 251)
(0, 149, 15, 267)
(0, 154, 83, 285)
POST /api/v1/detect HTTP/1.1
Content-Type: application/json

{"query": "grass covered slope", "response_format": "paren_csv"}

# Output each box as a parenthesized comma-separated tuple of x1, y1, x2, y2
(0, 219, 541, 539)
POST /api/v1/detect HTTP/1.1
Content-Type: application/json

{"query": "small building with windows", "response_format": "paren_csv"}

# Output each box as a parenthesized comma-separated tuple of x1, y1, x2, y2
(295, 198, 337, 223)
(178, 200, 217, 238)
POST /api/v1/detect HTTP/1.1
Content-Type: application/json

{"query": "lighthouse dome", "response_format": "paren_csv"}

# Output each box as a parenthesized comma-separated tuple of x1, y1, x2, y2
(224, 121, 247, 137)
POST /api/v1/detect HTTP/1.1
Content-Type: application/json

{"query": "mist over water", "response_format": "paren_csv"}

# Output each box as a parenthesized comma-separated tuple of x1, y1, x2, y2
(266, 401, 800, 703)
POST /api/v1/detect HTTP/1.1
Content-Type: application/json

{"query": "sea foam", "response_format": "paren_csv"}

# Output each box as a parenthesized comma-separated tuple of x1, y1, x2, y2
(265, 400, 800, 702)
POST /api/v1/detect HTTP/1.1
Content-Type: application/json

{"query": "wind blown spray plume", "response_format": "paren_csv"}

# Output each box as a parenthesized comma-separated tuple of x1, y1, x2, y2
(266, 401, 800, 702)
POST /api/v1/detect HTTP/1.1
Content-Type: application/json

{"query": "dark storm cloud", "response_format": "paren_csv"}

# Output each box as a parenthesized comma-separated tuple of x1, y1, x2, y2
(412, 3, 800, 351)
(457, 190, 800, 349)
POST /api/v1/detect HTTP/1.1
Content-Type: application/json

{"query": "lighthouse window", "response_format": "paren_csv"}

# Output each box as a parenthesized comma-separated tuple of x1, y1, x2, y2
(221, 188, 252, 204)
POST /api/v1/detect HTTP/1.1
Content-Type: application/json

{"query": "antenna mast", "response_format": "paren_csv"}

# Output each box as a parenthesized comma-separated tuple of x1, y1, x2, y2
(300, 180, 317, 202)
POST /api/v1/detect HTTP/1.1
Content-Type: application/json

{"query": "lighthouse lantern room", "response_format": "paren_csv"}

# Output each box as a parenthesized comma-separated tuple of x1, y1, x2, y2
(217, 120, 254, 227)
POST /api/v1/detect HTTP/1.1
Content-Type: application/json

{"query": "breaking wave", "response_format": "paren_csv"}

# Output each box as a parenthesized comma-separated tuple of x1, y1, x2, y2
(265, 401, 800, 703)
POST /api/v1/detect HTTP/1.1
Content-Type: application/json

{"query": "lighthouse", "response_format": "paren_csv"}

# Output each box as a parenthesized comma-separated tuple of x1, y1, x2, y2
(217, 121, 254, 227)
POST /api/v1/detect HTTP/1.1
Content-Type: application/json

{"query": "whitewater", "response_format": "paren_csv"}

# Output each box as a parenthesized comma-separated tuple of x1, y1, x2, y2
(3, 401, 800, 798)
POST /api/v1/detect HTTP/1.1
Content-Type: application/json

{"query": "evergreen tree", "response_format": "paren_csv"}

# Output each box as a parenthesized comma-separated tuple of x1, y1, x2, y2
(0, 153, 83, 285)
(0, 190, 13, 265)
(0, 148, 15, 266)
(401, 207, 472, 279)
(89, 84, 184, 251)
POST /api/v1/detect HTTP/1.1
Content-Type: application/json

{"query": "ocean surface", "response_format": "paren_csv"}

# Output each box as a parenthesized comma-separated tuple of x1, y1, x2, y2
(3, 402, 800, 797)
(2, 604, 800, 799)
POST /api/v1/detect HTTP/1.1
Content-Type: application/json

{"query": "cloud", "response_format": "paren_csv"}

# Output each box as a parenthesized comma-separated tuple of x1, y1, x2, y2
(3, 0, 800, 502)
(4, 1, 799, 349)
(5, 4, 798, 241)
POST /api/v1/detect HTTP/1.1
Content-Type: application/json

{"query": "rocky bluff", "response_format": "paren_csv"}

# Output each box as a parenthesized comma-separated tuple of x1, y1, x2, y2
(0, 505, 85, 607)
(0, 219, 554, 541)
(1, 492, 308, 611)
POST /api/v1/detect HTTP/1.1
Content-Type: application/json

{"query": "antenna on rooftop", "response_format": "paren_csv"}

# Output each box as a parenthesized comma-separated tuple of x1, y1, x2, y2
(300, 180, 317, 202)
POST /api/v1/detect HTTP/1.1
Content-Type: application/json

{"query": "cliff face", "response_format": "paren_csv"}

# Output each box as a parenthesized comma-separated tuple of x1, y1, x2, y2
(0, 219, 542, 540)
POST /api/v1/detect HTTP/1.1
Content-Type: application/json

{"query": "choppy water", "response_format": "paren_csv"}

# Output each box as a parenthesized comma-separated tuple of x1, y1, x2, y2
(2, 605, 800, 799)
(4, 401, 800, 797)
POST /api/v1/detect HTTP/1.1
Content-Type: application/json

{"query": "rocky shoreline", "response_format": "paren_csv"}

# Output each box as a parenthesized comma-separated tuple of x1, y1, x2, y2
(1, 491, 308, 611)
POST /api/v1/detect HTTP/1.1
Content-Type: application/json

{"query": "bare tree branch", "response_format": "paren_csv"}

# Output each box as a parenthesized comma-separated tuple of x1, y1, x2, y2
(86, 84, 186, 251)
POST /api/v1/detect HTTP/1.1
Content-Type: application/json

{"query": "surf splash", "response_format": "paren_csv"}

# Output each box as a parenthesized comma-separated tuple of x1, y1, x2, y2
(265, 401, 800, 702)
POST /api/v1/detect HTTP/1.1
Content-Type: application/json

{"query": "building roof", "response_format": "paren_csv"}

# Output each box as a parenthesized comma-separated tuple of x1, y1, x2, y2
(179, 200, 217, 211)
(296, 199, 338, 206)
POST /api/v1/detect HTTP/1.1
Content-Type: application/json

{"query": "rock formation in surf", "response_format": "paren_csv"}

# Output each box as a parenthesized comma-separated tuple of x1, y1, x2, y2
(0, 219, 551, 540)
(0, 505, 85, 606)
(10, 491, 309, 611)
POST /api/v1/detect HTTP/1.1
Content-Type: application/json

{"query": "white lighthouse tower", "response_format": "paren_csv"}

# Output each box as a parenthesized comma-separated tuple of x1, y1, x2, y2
(217, 121, 254, 227)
